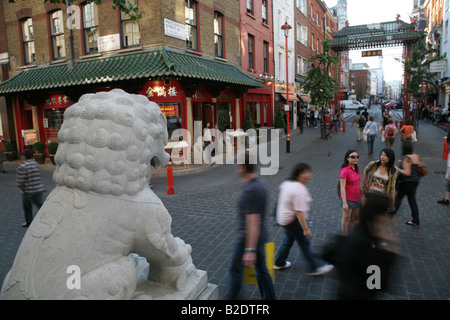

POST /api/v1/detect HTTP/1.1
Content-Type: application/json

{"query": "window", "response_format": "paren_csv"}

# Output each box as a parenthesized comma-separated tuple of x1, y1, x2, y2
(49, 10, 65, 60)
(316, 12, 319, 26)
(214, 11, 223, 58)
(317, 38, 320, 52)
(121, 0, 140, 48)
(21, 18, 35, 65)
(311, 33, 314, 51)
(296, 0, 307, 16)
(185, 0, 198, 51)
(311, 5, 314, 20)
(297, 56, 307, 75)
(262, 0, 267, 23)
(82, 2, 99, 54)
(247, 0, 253, 15)
(263, 41, 268, 73)
(248, 34, 254, 69)
(296, 22, 308, 46)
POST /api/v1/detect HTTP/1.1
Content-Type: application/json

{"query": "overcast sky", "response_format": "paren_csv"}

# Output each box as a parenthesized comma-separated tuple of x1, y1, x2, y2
(323, 0, 414, 82)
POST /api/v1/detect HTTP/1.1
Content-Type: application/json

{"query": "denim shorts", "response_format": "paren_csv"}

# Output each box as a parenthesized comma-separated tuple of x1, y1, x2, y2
(340, 198, 362, 209)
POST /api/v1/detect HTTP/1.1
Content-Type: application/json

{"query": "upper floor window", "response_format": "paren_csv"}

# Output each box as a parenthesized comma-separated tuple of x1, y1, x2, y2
(296, 22, 308, 46)
(21, 18, 35, 65)
(248, 34, 254, 69)
(263, 41, 269, 73)
(214, 11, 224, 58)
(185, 0, 198, 51)
(247, 0, 253, 15)
(82, 2, 99, 54)
(49, 10, 66, 60)
(296, 0, 307, 16)
(121, 0, 140, 48)
(262, 0, 267, 24)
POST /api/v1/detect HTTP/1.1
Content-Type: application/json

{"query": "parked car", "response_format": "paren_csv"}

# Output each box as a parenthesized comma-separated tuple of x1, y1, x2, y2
(385, 100, 402, 109)
(341, 100, 365, 111)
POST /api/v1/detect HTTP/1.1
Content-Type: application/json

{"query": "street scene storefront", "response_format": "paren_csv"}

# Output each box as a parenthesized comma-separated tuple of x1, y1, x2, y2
(0, 48, 264, 154)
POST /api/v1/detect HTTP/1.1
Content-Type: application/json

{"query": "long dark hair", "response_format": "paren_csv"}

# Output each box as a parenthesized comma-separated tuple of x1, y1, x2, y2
(289, 163, 311, 181)
(359, 192, 390, 235)
(379, 148, 396, 175)
(341, 149, 359, 173)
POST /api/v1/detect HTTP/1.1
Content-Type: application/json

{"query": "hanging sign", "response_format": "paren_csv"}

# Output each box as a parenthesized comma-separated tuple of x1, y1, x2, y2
(362, 50, 382, 57)
(160, 105, 179, 117)
(430, 60, 447, 73)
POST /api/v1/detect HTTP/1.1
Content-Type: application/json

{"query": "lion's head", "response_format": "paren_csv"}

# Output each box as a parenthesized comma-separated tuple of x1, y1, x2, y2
(53, 89, 170, 196)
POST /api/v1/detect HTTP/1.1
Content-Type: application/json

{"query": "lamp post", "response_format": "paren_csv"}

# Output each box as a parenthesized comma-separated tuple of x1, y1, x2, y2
(281, 20, 292, 153)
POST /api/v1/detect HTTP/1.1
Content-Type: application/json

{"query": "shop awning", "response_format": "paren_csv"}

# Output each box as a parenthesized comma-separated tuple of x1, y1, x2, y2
(0, 47, 264, 95)
(299, 95, 311, 103)
(281, 93, 299, 102)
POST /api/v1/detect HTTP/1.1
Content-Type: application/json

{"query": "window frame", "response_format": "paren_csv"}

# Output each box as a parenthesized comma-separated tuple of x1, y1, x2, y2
(21, 17, 35, 65)
(49, 9, 66, 61)
(214, 11, 224, 58)
(263, 41, 269, 73)
(185, 0, 199, 51)
(82, 2, 99, 55)
(248, 34, 255, 70)
(247, 0, 253, 15)
(120, 0, 140, 48)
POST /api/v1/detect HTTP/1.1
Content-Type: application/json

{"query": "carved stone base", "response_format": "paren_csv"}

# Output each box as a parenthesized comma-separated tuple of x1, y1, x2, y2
(132, 255, 217, 300)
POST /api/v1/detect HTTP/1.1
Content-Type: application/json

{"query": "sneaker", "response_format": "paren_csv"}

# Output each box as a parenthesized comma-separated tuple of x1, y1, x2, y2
(273, 261, 291, 270)
(437, 199, 449, 205)
(305, 264, 334, 276)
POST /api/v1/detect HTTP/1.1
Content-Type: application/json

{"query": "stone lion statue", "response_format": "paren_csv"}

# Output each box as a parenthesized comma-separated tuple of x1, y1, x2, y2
(1, 89, 205, 300)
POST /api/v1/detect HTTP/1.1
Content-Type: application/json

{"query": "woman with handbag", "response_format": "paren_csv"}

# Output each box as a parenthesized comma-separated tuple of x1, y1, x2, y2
(363, 148, 398, 213)
(363, 115, 378, 155)
(393, 141, 422, 226)
(399, 120, 414, 142)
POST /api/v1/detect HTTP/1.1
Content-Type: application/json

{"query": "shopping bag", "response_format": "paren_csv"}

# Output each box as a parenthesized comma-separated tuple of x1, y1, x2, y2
(242, 242, 275, 284)
(412, 131, 418, 142)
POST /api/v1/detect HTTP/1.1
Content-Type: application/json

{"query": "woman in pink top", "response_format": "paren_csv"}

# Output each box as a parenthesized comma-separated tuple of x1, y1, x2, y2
(339, 150, 363, 235)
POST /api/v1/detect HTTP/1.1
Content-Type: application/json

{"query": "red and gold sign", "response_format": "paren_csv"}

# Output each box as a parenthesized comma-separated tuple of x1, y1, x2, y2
(160, 105, 179, 117)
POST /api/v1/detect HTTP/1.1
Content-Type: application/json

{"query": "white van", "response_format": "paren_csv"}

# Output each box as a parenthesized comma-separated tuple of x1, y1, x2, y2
(341, 100, 365, 111)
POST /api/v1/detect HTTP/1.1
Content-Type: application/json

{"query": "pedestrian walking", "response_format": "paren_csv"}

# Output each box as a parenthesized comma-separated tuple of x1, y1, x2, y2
(0, 135, 6, 173)
(339, 150, 363, 236)
(393, 141, 422, 226)
(437, 131, 450, 206)
(16, 149, 44, 227)
(322, 192, 399, 300)
(364, 115, 378, 155)
(298, 108, 305, 134)
(399, 120, 414, 142)
(384, 118, 398, 149)
(227, 153, 276, 300)
(363, 148, 397, 213)
(314, 108, 319, 128)
(351, 111, 365, 142)
(273, 163, 334, 276)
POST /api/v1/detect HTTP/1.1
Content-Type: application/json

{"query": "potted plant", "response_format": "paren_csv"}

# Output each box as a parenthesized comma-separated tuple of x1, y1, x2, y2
(47, 142, 58, 165)
(4, 141, 18, 161)
(32, 141, 47, 164)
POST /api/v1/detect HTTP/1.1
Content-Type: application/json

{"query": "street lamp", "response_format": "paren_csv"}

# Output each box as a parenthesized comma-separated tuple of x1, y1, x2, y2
(281, 20, 292, 153)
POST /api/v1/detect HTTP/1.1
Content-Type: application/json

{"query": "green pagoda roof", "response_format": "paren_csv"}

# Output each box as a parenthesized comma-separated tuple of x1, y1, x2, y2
(0, 48, 264, 94)
(331, 20, 423, 51)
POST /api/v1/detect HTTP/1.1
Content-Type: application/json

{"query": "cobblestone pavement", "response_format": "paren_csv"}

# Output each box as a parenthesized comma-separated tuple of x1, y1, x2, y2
(1, 106, 449, 300)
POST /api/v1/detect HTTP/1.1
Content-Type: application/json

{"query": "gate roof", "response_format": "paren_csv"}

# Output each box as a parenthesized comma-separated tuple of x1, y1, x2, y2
(331, 20, 423, 51)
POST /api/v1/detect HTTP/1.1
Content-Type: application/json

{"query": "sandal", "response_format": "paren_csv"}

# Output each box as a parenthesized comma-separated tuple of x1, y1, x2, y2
(405, 221, 419, 226)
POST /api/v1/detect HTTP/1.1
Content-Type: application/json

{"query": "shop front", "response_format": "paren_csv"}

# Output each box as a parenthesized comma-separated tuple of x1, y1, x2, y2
(241, 81, 274, 129)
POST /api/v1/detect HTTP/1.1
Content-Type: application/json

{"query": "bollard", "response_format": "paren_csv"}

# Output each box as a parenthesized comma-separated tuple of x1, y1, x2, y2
(443, 138, 448, 160)
(395, 120, 398, 128)
(343, 120, 346, 132)
(167, 165, 175, 195)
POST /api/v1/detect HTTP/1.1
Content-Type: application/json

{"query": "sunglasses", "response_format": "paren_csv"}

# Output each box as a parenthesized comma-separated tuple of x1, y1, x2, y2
(349, 155, 360, 159)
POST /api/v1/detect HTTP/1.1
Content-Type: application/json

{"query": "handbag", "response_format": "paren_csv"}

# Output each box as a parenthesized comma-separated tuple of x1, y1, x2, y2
(418, 163, 428, 176)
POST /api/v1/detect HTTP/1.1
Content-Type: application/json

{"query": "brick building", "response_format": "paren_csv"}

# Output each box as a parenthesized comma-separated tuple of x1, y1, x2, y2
(349, 69, 371, 100)
(0, 0, 263, 153)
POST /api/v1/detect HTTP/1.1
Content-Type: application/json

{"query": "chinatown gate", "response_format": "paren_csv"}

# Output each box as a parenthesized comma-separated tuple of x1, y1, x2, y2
(331, 19, 423, 123)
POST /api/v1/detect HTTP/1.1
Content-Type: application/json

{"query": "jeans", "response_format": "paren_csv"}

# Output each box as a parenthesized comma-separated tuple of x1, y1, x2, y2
(22, 191, 44, 224)
(394, 181, 419, 225)
(275, 219, 325, 272)
(228, 241, 276, 300)
(367, 134, 376, 153)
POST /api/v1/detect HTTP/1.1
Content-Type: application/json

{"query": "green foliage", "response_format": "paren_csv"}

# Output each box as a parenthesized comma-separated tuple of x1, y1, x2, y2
(4, 141, 16, 153)
(47, 142, 59, 155)
(242, 106, 254, 132)
(401, 36, 444, 101)
(302, 39, 339, 108)
(274, 106, 286, 129)
(32, 141, 46, 153)
(9, 0, 142, 20)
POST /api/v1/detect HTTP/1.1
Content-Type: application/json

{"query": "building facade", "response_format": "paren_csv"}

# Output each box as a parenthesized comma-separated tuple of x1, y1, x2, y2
(0, 0, 263, 153)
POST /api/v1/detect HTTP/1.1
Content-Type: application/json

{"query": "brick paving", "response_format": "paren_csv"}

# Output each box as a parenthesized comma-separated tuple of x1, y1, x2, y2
(1, 106, 449, 300)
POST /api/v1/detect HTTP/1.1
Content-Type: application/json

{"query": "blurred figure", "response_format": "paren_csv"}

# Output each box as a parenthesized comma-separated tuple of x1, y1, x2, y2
(273, 163, 334, 276)
(437, 131, 450, 206)
(393, 141, 422, 226)
(322, 192, 399, 300)
(227, 153, 276, 300)
(0, 135, 6, 173)
(364, 115, 378, 155)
